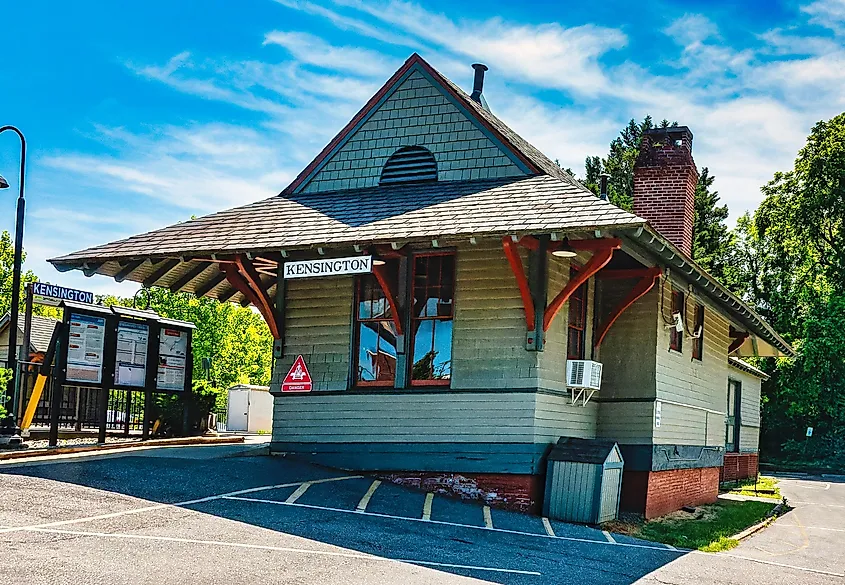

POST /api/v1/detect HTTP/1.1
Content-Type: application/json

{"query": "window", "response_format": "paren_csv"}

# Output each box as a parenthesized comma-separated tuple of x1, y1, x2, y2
(692, 303, 704, 361)
(380, 146, 438, 185)
(354, 260, 400, 386)
(410, 253, 455, 385)
(670, 289, 684, 353)
(726, 379, 741, 452)
(567, 268, 589, 360)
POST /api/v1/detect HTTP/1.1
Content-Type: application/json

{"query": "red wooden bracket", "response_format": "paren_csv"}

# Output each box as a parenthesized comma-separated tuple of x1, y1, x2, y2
(515, 235, 623, 255)
(225, 257, 281, 339)
(372, 263, 404, 335)
(594, 267, 662, 349)
(728, 326, 750, 353)
(502, 237, 535, 331)
(543, 244, 619, 332)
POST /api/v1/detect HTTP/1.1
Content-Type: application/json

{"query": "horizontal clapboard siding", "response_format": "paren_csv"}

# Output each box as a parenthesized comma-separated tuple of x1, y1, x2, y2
(597, 402, 654, 444)
(654, 278, 730, 446)
(273, 392, 537, 443)
(730, 365, 763, 453)
(739, 426, 760, 453)
(534, 392, 597, 442)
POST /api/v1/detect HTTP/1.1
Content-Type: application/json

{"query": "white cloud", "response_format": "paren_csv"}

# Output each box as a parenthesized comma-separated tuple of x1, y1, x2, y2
(802, 0, 845, 33)
(263, 30, 394, 76)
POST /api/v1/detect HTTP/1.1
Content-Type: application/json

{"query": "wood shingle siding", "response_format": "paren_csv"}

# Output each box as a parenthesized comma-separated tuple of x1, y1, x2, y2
(451, 240, 538, 389)
(301, 71, 525, 193)
(273, 276, 353, 392)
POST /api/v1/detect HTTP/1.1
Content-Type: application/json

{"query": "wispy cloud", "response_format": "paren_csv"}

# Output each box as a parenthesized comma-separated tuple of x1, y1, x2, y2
(263, 30, 395, 76)
(802, 0, 845, 33)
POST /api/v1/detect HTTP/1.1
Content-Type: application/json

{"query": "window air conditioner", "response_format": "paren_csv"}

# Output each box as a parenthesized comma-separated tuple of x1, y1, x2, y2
(566, 360, 603, 391)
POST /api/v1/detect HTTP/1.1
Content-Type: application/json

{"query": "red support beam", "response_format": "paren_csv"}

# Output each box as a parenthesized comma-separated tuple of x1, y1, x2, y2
(372, 263, 404, 335)
(728, 327, 750, 354)
(594, 267, 662, 349)
(225, 257, 281, 339)
(568, 237, 622, 251)
(502, 237, 535, 331)
(543, 243, 619, 332)
(598, 268, 663, 280)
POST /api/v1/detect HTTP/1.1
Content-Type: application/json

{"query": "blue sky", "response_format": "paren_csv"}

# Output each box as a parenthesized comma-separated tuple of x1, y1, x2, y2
(1, 0, 844, 297)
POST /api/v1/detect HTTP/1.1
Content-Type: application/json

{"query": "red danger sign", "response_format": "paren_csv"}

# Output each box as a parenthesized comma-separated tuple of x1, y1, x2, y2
(282, 355, 312, 393)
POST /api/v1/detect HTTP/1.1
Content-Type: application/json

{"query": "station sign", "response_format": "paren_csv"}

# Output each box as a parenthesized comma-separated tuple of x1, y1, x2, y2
(32, 282, 94, 306)
(283, 256, 372, 279)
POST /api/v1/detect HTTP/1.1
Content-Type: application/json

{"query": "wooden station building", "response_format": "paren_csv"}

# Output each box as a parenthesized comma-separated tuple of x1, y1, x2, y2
(50, 54, 792, 518)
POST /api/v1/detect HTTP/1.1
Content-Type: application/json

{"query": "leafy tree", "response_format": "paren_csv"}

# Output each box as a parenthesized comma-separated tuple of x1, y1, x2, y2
(692, 168, 733, 280)
(0, 230, 40, 317)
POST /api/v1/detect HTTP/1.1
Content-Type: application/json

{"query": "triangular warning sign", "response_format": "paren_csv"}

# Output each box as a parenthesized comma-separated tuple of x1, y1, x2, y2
(282, 355, 312, 393)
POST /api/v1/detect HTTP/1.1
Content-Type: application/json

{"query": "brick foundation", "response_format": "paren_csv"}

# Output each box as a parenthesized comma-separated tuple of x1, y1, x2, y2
(720, 453, 759, 482)
(379, 472, 543, 513)
(621, 467, 720, 519)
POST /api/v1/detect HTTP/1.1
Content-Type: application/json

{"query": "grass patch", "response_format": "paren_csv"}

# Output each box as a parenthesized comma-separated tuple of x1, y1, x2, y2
(723, 475, 781, 500)
(604, 500, 777, 552)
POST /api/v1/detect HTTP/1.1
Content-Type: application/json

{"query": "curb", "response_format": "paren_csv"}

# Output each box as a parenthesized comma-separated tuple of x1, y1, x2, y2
(729, 499, 788, 542)
(0, 435, 245, 462)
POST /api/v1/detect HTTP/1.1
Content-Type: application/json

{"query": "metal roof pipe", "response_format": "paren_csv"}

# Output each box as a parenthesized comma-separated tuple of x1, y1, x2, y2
(470, 63, 490, 110)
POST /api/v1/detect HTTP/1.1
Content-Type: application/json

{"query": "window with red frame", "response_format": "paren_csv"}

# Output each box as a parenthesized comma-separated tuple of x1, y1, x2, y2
(567, 268, 589, 360)
(670, 288, 684, 353)
(353, 259, 400, 386)
(410, 253, 455, 385)
(692, 303, 704, 361)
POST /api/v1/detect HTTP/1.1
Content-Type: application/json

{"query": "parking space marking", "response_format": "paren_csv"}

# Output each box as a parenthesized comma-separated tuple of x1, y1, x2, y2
(224, 495, 682, 553)
(22, 527, 542, 576)
(422, 493, 434, 521)
(286, 482, 312, 504)
(483, 506, 493, 529)
(356, 480, 381, 513)
(602, 530, 615, 543)
(0, 474, 362, 535)
(664, 543, 677, 550)
(541, 518, 555, 537)
(721, 552, 845, 579)
(770, 523, 845, 533)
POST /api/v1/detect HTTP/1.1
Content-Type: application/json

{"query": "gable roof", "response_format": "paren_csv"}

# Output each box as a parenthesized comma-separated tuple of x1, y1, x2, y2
(285, 53, 582, 194)
(0, 313, 60, 353)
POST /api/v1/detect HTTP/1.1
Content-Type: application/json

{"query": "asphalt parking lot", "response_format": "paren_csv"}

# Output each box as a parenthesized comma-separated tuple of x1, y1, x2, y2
(0, 444, 842, 584)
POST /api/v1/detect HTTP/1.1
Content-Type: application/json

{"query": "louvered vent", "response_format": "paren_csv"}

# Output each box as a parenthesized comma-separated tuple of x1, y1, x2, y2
(380, 146, 438, 185)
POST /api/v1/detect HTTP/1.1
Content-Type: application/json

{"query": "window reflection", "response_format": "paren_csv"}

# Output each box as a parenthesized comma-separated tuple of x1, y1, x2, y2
(354, 259, 400, 386)
(411, 254, 455, 384)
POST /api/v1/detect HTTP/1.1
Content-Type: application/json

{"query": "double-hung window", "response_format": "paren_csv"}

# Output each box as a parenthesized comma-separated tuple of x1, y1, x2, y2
(567, 268, 588, 360)
(353, 259, 400, 386)
(410, 253, 455, 385)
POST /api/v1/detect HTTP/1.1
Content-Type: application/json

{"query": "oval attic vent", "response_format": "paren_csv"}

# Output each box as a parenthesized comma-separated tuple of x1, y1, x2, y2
(380, 146, 438, 185)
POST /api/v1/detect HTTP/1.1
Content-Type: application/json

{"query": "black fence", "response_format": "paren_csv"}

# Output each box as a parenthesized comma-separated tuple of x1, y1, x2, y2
(19, 361, 145, 433)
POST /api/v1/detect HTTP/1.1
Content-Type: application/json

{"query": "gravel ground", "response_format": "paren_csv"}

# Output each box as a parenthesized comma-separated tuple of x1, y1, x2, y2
(20, 436, 143, 450)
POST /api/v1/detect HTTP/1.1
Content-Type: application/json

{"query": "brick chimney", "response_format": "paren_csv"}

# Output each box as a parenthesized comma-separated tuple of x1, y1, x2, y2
(633, 126, 698, 256)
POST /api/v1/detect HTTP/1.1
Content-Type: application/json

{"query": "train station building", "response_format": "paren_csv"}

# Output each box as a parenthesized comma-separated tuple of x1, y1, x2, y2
(50, 54, 792, 518)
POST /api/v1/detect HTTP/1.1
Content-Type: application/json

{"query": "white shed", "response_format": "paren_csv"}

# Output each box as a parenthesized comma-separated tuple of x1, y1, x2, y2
(226, 385, 273, 433)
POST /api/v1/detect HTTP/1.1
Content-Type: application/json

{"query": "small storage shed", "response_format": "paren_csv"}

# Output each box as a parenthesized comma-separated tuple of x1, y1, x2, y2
(226, 385, 273, 433)
(543, 437, 624, 524)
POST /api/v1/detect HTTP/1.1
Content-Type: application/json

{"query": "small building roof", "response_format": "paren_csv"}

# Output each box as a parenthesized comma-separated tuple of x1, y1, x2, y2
(0, 313, 60, 353)
(548, 437, 622, 464)
(728, 356, 770, 380)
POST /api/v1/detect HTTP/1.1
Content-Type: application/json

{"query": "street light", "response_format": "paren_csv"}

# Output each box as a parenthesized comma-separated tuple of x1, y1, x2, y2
(0, 125, 26, 439)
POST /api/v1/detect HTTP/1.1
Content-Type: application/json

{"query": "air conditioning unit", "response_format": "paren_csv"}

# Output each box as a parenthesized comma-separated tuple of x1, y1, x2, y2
(566, 360, 603, 391)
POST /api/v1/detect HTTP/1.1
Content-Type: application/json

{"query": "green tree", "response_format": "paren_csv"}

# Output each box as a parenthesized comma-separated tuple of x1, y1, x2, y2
(692, 168, 733, 280)
(0, 230, 39, 317)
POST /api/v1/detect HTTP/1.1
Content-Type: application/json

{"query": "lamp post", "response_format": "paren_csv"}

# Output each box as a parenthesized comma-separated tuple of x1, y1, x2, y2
(0, 125, 26, 438)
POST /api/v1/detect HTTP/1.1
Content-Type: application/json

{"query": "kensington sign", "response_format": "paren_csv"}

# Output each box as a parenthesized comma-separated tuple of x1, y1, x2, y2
(283, 255, 373, 279)
(32, 282, 94, 306)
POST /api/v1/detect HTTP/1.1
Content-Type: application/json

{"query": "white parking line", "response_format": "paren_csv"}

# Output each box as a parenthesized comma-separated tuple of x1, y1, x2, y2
(23, 527, 542, 576)
(0, 474, 362, 535)
(602, 530, 615, 543)
(483, 506, 493, 529)
(422, 493, 434, 521)
(356, 480, 381, 513)
(542, 518, 555, 537)
(286, 483, 312, 504)
(769, 523, 845, 533)
(225, 495, 680, 553)
(664, 543, 677, 550)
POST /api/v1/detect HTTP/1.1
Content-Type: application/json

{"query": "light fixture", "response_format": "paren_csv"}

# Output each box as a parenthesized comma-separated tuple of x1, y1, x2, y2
(372, 258, 386, 266)
(551, 241, 578, 258)
(0, 174, 8, 189)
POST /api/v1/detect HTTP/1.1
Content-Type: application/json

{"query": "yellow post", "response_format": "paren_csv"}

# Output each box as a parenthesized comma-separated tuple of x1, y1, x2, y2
(21, 374, 47, 431)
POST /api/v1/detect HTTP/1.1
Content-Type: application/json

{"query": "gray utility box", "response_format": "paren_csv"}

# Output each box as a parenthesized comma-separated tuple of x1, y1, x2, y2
(542, 437, 624, 524)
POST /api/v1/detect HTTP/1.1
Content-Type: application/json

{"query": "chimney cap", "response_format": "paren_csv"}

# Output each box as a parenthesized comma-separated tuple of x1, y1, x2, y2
(643, 125, 693, 141)
(472, 63, 489, 72)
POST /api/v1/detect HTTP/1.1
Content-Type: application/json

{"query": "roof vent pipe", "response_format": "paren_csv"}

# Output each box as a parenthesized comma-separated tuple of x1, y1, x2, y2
(470, 63, 490, 110)
(600, 173, 610, 201)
